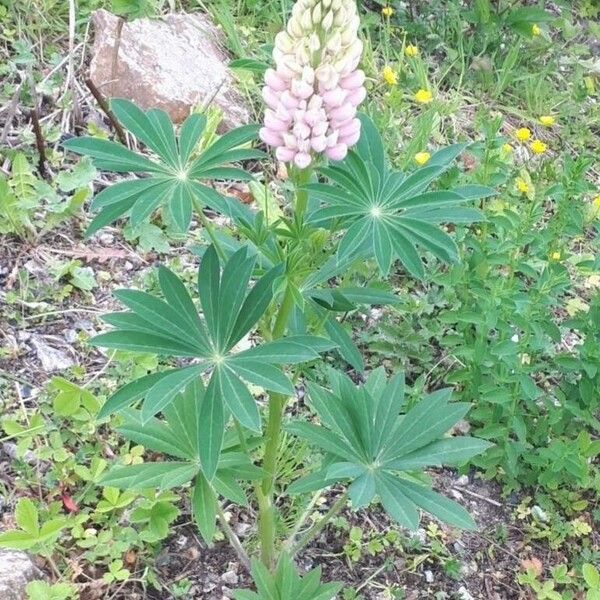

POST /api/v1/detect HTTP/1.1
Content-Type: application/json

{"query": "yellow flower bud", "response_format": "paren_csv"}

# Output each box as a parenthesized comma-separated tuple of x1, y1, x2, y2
(414, 151, 431, 166)
(382, 6, 394, 17)
(382, 65, 397, 86)
(414, 89, 433, 104)
(515, 127, 531, 142)
(532, 23, 541, 36)
(539, 115, 555, 127)
(530, 139, 547, 154)
(516, 178, 529, 194)
(404, 44, 419, 57)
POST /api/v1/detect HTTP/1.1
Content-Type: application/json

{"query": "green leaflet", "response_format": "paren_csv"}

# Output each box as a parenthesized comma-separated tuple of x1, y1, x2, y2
(308, 114, 493, 278)
(62, 99, 264, 236)
(233, 555, 342, 600)
(287, 369, 491, 531)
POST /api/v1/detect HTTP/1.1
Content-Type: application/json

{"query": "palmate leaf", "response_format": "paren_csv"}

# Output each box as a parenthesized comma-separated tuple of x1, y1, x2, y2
(308, 114, 494, 278)
(233, 555, 341, 600)
(94, 244, 335, 479)
(63, 99, 264, 236)
(103, 380, 263, 543)
(287, 367, 493, 531)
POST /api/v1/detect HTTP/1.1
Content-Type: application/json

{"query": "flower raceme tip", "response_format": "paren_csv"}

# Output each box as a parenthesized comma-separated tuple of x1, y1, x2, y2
(259, 0, 367, 168)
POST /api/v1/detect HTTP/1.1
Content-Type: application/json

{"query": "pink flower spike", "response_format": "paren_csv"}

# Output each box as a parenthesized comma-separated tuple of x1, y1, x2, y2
(311, 135, 327, 152)
(264, 110, 289, 132)
(329, 103, 356, 123)
(340, 70, 366, 90)
(294, 152, 312, 168)
(262, 86, 280, 109)
(326, 143, 348, 161)
(339, 118, 361, 138)
(339, 128, 361, 147)
(264, 69, 288, 92)
(276, 146, 296, 162)
(347, 86, 367, 107)
(293, 122, 311, 140)
(280, 91, 300, 109)
(260, 127, 283, 147)
(323, 87, 347, 108)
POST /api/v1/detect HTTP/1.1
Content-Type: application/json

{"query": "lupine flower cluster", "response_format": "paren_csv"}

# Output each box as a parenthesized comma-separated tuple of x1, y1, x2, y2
(259, 0, 366, 168)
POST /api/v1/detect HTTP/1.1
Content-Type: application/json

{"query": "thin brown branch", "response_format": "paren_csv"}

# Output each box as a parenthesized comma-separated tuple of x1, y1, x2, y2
(84, 78, 127, 144)
(30, 107, 47, 178)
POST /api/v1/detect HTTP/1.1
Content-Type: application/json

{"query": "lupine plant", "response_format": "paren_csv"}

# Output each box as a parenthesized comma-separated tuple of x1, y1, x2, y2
(63, 0, 494, 594)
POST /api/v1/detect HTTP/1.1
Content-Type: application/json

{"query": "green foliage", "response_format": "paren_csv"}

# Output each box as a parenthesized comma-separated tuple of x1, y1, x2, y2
(98, 379, 263, 543)
(287, 368, 491, 530)
(0, 153, 93, 240)
(309, 115, 492, 278)
(63, 100, 264, 236)
(93, 245, 333, 477)
(234, 555, 341, 600)
(0, 498, 69, 552)
(26, 581, 77, 600)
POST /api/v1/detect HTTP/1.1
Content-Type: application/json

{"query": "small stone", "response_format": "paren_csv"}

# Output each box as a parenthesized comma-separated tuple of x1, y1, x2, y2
(99, 233, 115, 245)
(457, 586, 475, 600)
(409, 528, 427, 544)
(0, 550, 42, 600)
(456, 475, 469, 486)
(221, 571, 238, 586)
(175, 534, 187, 549)
(424, 569, 434, 583)
(450, 489, 463, 501)
(453, 541, 466, 554)
(460, 562, 478, 577)
(31, 336, 74, 372)
(64, 329, 77, 344)
(2, 443, 37, 465)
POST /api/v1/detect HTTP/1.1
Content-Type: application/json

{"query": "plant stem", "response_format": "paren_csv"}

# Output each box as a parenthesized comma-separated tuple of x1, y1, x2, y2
(290, 492, 348, 557)
(258, 285, 295, 568)
(216, 502, 252, 572)
(291, 167, 311, 228)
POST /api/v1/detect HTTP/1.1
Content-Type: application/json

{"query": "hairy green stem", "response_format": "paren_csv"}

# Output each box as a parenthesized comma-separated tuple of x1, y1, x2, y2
(290, 493, 348, 557)
(257, 168, 312, 568)
(258, 285, 295, 567)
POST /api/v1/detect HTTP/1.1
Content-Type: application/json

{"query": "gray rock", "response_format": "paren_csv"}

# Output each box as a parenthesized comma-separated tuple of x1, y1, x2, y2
(221, 570, 239, 586)
(457, 586, 475, 600)
(89, 9, 250, 128)
(424, 569, 434, 583)
(0, 550, 42, 600)
(30, 336, 74, 372)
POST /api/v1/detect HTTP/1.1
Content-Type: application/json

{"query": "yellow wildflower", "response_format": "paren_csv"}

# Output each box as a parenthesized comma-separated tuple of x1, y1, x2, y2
(532, 24, 541, 36)
(593, 196, 600, 208)
(551, 251, 561, 261)
(414, 151, 431, 166)
(502, 143, 513, 154)
(530, 139, 547, 154)
(516, 178, 529, 194)
(382, 6, 394, 17)
(539, 115, 555, 127)
(515, 127, 531, 142)
(382, 65, 398, 86)
(405, 44, 419, 57)
(414, 89, 433, 104)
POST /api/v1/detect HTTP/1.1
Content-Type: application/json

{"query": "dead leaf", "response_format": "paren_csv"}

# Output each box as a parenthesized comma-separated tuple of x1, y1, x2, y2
(521, 557, 543, 577)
